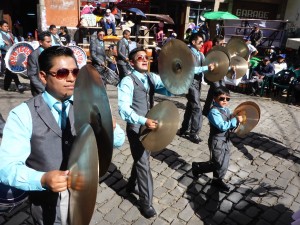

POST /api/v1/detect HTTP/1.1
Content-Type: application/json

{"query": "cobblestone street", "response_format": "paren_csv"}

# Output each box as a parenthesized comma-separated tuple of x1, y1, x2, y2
(1, 76, 300, 225)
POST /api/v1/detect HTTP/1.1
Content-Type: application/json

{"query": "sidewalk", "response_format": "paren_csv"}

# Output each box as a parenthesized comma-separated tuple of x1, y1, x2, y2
(0, 75, 300, 225)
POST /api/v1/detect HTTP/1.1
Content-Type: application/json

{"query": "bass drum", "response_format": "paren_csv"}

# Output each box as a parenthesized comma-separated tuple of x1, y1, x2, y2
(68, 45, 87, 69)
(4, 42, 34, 74)
(0, 183, 28, 207)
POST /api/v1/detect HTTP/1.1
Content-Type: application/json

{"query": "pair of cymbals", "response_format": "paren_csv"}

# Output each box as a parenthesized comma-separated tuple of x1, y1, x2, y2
(140, 101, 179, 152)
(233, 101, 260, 137)
(205, 37, 249, 82)
(68, 64, 114, 225)
(158, 39, 194, 95)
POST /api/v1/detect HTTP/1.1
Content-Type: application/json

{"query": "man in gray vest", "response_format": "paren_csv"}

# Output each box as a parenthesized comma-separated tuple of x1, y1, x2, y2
(177, 33, 214, 144)
(117, 29, 131, 80)
(118, 47, 172, 218)
(0, 20, 25, 92)
(27, 31, 52, 96)
(0, 46, 124, 224)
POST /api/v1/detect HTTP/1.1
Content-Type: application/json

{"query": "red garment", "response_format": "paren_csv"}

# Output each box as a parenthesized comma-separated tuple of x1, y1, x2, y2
(201, 40, 213, 55)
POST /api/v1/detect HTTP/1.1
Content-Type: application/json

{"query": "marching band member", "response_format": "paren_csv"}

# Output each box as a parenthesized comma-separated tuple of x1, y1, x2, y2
(0, 20, 25, 93)
(118, 47, 172, 218)
(0, 46, 124, 224)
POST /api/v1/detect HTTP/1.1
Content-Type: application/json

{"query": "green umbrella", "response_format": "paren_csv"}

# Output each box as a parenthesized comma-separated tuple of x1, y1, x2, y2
(203, 11, 239, 20)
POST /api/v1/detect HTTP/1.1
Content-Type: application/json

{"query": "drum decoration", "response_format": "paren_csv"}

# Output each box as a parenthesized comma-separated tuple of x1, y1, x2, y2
(4, 42, 34, 74)
(68, 45, 87, 69)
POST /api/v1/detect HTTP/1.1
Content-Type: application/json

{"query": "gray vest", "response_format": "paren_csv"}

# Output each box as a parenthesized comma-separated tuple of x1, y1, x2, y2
(25, 95, 76, 206)
(126, 73, 155, 133)
(209, 106, 231, 141)
(0, 32, 14, 54)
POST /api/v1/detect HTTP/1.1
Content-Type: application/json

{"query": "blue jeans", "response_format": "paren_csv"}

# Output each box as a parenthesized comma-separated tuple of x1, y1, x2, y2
(103, 22, 116, 35)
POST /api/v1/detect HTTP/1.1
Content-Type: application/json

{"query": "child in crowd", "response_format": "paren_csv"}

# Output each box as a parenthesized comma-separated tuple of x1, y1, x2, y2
(192, 86, 243, 191)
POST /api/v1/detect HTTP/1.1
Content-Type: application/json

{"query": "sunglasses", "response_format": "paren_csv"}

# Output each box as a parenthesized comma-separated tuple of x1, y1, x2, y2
(136, 55, 149, 62)
(219, 97, 231, 101)
(46, 68, 79, 80)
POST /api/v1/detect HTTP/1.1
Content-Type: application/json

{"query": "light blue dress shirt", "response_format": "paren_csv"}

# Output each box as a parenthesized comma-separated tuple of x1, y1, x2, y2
(118, 70, 172, 125)
(208, 102, 238, 132)
(190, 46, 208, 74)
(0, 91, 125, 191)
(0, 31, 18, 51)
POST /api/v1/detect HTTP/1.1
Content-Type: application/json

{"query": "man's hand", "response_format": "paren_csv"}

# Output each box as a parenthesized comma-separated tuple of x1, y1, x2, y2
(145, 118, 158, 130)
(208, 63, 215, 71)
(236, 115, 244, 123)
(41, 170, 69, 192)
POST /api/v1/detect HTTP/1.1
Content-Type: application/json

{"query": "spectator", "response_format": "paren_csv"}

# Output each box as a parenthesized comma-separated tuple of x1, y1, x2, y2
(162, 32, 177, 46)
(155, 27, 165, 47)
(272, 54, 287, 74)
(25, 32, 35, 42)
(101, 9, 117, 36)
(111, 3, 122, 26)
(248, 23, 263, 47)
(184, 28, 192, 44)
(59, 26, 71, 46)
(250, 56, 275, 96)
(49, 24, 61, 46)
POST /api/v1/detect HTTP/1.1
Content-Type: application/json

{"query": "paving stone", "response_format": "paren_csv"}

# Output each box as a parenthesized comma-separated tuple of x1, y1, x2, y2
(212, 211, 226, 224)
(229, 210, 252, 225)
(160, 207, 180, 223)
(261, 208, 280, 223)
(163, 177, 178, 190)
(219, 199, 233, 214)
(132, 216, 153, 225)
(123, 206, 141, 222)
(152, 217, 169, 225)
(234, 200, 249, 210)
(277, 193, 294, 207)
(275, 177, 289, 189)
(227, 192, 244, 204)
(153, 186, 168, 199)
(159, 193, 177, 206)
(178, 204, 194, 222)
(245, 205, 261, 218)
(119, 199, 134, 213)
(103, 207, 124, 223)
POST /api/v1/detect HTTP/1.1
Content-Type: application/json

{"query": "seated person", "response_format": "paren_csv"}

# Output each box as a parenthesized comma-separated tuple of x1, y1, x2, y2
(156, 27, 165, 47)
(272, 54, 287, 74)
(250, 56, 275, 95)
(101, 9, 117, 36)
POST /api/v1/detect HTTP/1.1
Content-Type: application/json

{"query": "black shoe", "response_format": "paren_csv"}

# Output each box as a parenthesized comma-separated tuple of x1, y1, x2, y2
(112, 33, 118, 36)
(189, 134, 202, 144)
(176, 129, 189, 137)
(140, 206, 157, 219)
(211, 179, 230, 192)
(17, 84, 25, 93)
(192, 162, 201, 178)
(126, 185, 139, 195)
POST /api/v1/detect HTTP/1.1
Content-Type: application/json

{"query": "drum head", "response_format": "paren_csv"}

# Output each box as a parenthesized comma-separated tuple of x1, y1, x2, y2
(68, 45, 87, 69)
(4, 42, 34, 74)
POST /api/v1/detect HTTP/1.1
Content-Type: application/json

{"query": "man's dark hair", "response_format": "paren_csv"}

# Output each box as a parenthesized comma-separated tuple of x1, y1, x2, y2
(96, 29, 105, 35)
(123, 29, 130, 35)
(39, 46, 77, 72)
(0, 20, 8, 26)
(213, 86, 230, 98)
(189, 32, 203, 45)
(129, 47, 145, 60)
(212, 35, 224, 46)
(38, 31, 51, 41)
(49, 24, 56, 31)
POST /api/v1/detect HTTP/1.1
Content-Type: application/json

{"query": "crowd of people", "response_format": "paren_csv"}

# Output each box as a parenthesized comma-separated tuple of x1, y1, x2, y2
(0, 8, 300, 224)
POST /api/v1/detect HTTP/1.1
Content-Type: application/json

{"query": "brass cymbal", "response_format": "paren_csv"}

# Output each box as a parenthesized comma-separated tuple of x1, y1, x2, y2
(233, 101, 260, 137)
(68, 124, 99, 225)
(210, 45, 230, 60)
(158, 39, 194, 95)
(226, 56, 249, 79)
(140, 101, 179, 152)
(204, 50, 230, 82)
(226, 37, 249, 60)
(74, 64, 113, 177)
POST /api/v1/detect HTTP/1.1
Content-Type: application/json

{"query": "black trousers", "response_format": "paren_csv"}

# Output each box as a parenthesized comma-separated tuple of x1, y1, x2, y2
(126, 127, 153, 207)
(1, 56, 21, 90)
(181, 78, 203, 135)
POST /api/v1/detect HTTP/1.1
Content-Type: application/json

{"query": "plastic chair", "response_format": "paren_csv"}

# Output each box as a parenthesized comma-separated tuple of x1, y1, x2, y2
(272, 69, 295, 101)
